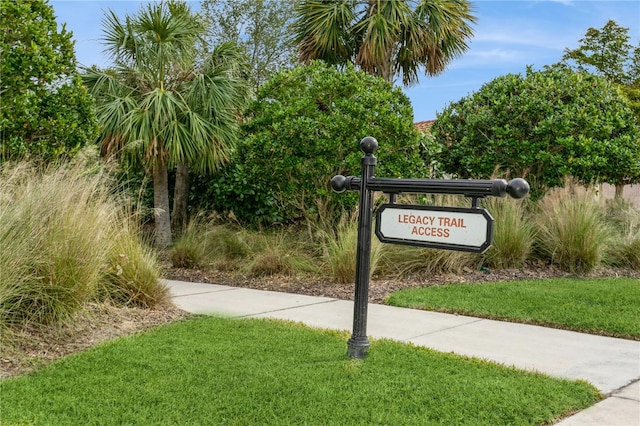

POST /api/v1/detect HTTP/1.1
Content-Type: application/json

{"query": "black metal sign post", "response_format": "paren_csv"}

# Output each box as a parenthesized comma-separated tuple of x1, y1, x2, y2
(331, 137, 530, 359)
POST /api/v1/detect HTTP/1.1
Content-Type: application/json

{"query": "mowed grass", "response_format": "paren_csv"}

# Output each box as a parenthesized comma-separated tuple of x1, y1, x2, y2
(387, 278, 640, 339)
(1, 316, 599, 425)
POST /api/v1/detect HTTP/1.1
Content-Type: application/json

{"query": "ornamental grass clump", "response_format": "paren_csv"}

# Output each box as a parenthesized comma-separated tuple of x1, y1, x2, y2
(171, 218, 254, 271)
(482, 197, 535, 269)
(102, 213, 168, 308)
(377, 245, 477, 278)
(0, 162, 114, 326)
(171, 221, 316, 277)
(616, 230, 640, 270)
(321, 213, 382, 284)
(603, 198, 640, 270)
(0, 161, 165, 328)
(534, 182, 609, 273)
(170, 218, 209, 268)
(243, 231, 319, 277)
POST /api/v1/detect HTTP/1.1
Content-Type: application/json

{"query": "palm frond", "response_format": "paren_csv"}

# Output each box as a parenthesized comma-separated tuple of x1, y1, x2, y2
(414, 0, 476, 76)
(292, 0, 476, 86)
(293, 0, 356, 65)
(87, 0, 249, 173)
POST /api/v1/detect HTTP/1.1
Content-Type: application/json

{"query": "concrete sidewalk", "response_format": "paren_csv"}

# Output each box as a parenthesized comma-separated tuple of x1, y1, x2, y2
(165, 279, 640, 426)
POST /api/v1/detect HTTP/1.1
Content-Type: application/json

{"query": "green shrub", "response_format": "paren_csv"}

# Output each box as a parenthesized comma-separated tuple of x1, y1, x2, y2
(534, 182, 609, 273)
(204, 61, 426, 226)
(0, 0, 98, 161)
(482, 197, 535, 269)
(433, 64, 640, 197)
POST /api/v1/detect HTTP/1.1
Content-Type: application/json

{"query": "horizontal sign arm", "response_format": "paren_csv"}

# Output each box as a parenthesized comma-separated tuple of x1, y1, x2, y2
(331, 175, 529, 199)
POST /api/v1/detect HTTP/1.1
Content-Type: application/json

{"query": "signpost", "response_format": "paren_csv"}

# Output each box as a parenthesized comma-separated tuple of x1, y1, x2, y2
(376, 205, 494, 253)
(331, 136, 529, 359)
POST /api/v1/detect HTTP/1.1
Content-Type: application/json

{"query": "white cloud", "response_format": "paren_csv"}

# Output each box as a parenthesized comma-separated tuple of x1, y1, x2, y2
(473, 26, 573, 51)
(468, 48, 521, 60)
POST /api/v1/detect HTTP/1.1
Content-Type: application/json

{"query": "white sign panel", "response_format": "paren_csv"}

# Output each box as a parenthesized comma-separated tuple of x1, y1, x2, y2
(375, 204, 494, 253)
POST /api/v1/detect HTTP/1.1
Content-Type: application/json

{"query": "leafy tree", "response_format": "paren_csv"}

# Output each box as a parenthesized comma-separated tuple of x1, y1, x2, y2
(200, 0, 296, 92)
(562, 20, 639, 86)
(292, 0, 476, 86)
(205, 61, 426, 226)
(562, 20, 640, 196)
(0, 0, 97, 161)
(83, 1, 249, 247)
(432, 65, 640, 197)
(622, 83, 640, 122)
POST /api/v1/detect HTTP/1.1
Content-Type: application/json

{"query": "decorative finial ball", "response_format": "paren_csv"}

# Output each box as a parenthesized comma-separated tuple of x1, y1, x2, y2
(360, 136, 378, 154)
(330, 175, 347, 193)
(507, 178, 530, 199)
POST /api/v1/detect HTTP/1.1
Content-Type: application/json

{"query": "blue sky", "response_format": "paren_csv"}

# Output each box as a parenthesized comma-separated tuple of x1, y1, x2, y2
(51, 0, 639, 122)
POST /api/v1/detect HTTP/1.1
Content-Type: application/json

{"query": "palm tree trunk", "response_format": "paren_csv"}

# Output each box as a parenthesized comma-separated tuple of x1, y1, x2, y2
(380, 48, 394, 83)
(172, 162, 190, 230)
(153, 160, 172, 248)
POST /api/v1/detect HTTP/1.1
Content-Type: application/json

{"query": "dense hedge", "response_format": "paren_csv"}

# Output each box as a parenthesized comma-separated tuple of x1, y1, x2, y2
(432, 64, 640, 197)
(199, 61, 427, 225)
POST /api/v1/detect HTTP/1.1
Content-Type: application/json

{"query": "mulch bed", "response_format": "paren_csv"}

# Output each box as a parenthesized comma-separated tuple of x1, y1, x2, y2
(164, 265, 640, 304)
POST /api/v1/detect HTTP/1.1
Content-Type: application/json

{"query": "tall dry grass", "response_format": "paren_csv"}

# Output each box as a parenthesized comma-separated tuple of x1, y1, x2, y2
(169, 182, 640, 283)
(171, 218, 319, 277)
(0, 160, 167, 328)
(170, 217, 211, 268)
(377, 245, 477, 277)
(101, 211, 167, 308)
(482, 197, 535, 269)
(242, 231, 319, 277)
(534, 182, 609, 273)
(326, 214, 382, 284)
(603, 198, 640, 270)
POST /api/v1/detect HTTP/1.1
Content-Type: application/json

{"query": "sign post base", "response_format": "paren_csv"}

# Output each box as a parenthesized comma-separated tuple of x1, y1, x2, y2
(347, 337, 370, 359)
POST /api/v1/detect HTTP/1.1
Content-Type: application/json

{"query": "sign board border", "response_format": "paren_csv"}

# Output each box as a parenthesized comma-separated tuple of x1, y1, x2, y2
(374, 204, 494, 253)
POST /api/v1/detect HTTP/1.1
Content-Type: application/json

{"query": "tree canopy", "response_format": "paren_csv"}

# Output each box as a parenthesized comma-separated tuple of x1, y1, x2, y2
(292, 0, 476, 86)
(432, 64, 640, 197)
(0, 0, 97, 161)
(562, 20, 640, 122)
(200, 0, 296, 92)
(562, 20, 639, 86)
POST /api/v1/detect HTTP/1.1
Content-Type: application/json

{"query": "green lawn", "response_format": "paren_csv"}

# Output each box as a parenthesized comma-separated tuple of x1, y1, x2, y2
(1, 316, 599, 425)
(386, 277, 640, 339)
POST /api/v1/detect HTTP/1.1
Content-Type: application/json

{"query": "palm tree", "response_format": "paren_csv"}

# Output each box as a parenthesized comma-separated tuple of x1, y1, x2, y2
(82, 1, 249, 247)
(292, 0, 476, 86)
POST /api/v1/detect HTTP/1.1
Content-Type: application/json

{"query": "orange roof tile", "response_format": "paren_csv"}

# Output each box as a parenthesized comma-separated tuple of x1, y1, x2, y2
(414, 120, 436, 133)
